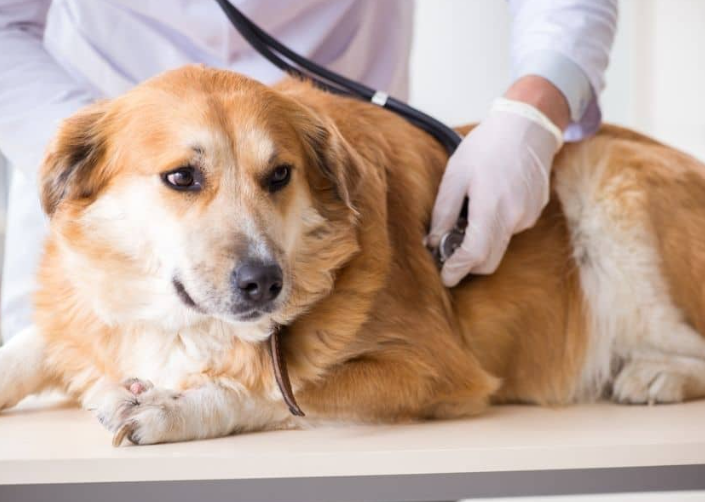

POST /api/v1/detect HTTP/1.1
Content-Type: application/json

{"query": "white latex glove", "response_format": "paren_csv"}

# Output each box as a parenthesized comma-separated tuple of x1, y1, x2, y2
(427, 98, 564, 287)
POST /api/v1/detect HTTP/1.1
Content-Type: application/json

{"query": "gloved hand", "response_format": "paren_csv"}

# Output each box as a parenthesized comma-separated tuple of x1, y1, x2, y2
(427, 98, 564, 287)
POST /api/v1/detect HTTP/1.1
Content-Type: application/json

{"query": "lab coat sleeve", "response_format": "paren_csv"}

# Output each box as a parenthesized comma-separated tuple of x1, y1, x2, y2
(0, 0, 95, 175)
(507, 0, 618, 141)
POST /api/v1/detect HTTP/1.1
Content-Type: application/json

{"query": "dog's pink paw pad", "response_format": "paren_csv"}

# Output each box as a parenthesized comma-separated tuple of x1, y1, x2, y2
(129, 382, 146, 394)
(121, 378, 153, 395)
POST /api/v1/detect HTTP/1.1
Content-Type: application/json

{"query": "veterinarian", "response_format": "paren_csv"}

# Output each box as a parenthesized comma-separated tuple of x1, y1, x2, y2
(0, 0, 616, 341)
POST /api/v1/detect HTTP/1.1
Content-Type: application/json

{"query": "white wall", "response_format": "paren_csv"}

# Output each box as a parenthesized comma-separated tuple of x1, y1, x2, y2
(410, 0, 511, 127)
(410, 0, 705, 161)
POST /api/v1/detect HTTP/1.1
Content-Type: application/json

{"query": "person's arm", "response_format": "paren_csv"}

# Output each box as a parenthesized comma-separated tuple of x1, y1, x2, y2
(0, 0, 95, 175)
(428, 0, 617, 287)
(508, 0, 617, 140)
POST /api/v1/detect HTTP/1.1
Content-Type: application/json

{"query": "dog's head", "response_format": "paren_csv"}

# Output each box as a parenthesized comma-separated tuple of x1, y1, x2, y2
(40, 66, 362, 340)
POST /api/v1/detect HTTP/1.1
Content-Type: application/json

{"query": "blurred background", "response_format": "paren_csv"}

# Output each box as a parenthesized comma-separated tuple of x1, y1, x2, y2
(410, 0, 705, 161)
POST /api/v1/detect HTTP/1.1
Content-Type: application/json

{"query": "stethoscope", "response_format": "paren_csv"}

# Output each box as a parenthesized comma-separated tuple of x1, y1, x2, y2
(214, 0, 468, 267)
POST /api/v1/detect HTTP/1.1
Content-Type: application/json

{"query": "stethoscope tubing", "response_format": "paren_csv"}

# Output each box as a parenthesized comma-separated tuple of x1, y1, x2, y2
(214, 0, 468, 264)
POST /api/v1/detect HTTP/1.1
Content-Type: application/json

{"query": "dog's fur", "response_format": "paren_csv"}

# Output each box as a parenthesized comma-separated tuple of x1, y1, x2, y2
(2, 66, 705, 445)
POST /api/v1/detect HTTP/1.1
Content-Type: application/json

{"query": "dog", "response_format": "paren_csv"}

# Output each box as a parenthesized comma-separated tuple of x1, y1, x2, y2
(1, 65, 704, 446)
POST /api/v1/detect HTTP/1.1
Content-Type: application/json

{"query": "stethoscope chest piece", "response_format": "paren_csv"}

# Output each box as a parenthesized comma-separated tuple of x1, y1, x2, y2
(432, 217, 468, 267)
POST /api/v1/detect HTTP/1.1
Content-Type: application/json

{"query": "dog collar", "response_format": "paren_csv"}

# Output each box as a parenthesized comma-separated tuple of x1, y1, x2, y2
(269, 324, 305, 416)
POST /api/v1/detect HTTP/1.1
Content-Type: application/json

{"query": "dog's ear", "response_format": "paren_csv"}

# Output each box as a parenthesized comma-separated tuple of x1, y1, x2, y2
(40, 101, 110, 216)
(299, 110, 361, 216)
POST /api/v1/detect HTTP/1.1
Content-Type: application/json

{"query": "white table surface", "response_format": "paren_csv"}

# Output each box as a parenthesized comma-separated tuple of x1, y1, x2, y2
(1, 396, 704, 486)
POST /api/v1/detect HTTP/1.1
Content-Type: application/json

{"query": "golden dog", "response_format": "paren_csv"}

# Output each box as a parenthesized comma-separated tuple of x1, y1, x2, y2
(1, 66, 704, 445)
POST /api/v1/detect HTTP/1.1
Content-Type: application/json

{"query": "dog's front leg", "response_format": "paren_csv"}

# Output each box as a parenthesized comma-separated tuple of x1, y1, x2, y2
(298, 353, 500, 423)
(89, 378, 291, 446)
(0, 327, 51, 411)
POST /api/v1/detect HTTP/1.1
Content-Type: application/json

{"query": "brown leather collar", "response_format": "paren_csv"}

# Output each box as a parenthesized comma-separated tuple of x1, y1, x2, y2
(269, 324, 305, 416)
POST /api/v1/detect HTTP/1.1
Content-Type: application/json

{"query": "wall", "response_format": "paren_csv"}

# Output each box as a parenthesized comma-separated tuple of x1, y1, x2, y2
(410, 0, 705, 161)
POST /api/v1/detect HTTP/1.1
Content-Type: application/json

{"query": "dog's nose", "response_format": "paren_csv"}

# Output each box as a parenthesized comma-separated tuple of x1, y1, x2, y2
(233, 261, 283, 305)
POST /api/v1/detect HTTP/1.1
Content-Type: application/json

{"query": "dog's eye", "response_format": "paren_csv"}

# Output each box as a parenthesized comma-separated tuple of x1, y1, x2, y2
(161, 167, 202, 191)
(267, 164, 292, 192)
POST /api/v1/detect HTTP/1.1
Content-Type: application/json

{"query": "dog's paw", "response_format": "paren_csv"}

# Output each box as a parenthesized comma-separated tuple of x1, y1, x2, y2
(90, 378, 187, 445)
(104, 382, 184, 446)
(0, 378, 30, 413)
(612, 360, 686, 405)
(89, 378, 151, 431)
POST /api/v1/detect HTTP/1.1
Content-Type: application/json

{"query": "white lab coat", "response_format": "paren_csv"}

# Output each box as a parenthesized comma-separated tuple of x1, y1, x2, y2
(0, 0, 617, 341)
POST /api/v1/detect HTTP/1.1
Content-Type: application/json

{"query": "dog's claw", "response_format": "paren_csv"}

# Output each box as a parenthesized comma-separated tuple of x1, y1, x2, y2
(112, 423, 133, 447)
